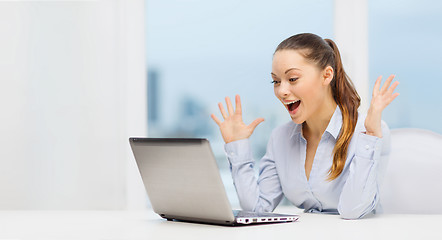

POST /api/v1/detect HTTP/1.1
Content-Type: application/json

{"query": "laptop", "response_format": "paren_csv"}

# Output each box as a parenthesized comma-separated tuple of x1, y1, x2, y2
(129, 137, 299, 226)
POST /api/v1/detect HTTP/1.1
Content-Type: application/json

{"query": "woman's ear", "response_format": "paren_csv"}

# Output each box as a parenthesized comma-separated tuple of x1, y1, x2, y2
(323, 66, 334, 86)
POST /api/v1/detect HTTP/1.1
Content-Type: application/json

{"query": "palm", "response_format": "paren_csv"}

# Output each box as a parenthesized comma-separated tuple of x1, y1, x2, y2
(211, 95, 264, 143)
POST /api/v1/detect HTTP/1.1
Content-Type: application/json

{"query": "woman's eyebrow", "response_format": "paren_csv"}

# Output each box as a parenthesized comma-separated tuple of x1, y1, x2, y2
(271, 68, 301, 77)
(284, 68, 301, 74)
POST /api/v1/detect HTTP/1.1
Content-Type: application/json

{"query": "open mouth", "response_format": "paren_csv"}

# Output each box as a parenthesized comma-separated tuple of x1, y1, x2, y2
(285, 100, 301, 114)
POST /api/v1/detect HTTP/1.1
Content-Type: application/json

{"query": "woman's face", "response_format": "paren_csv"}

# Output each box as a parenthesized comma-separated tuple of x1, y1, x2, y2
(271, 49, 332, 124)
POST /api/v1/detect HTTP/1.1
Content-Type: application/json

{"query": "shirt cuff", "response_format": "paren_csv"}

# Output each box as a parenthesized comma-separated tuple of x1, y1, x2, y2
(224, 138, 252, 164)
(356, 132, 383, 161)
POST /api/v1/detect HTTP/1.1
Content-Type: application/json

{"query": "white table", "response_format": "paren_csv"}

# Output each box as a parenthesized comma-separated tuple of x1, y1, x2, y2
(0, 207, 441, 240)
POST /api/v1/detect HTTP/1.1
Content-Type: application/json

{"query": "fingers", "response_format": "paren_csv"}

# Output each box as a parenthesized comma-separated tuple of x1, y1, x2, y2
(235, 94, 242, 115)
(389, 92, 400, 104)
(373, 75, 382, 96)
(380, 74, 395, 94)
(225, 97, 234, 116)
(374, 74, 399, 97)
(218, 102, 228, 119)
(370, 74, 399, 112)
(211, 114, 222, 126)
(386, 80, 400, 95)
(379, 74, 399, 101)
(248, 118, 265, 131)
(219, 95, 241, 118)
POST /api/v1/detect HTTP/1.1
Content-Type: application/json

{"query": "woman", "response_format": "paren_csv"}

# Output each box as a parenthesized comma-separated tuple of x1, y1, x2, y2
(211, 33, 399, 219)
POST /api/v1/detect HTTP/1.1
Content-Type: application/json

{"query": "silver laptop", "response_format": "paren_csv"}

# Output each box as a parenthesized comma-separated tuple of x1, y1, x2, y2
(129, 137, 298, 226)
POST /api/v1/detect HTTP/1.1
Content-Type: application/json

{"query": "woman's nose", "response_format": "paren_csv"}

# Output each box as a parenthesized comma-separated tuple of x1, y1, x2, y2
(277, 81, 291, 97)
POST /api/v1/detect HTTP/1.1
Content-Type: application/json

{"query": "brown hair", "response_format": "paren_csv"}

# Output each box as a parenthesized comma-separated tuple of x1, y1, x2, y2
(275, 33, 361, 181)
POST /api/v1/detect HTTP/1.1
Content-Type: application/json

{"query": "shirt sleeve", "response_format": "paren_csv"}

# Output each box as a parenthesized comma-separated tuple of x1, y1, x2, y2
(224, 134, 284, 213)
(337, 121, 391, 219)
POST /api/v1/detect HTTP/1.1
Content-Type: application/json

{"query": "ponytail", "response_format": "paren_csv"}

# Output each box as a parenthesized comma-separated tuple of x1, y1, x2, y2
(275, 33, 361, 181)
(324, 39, 361, 181)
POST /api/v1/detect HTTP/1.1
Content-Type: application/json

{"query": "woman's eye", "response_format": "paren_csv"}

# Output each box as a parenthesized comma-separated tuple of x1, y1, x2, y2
(271, 80, 280, 85)
(289, 78, 298, 82)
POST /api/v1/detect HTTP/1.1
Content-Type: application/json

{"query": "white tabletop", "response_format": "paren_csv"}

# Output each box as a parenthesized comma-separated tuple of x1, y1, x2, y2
(0, 207, 441, 240)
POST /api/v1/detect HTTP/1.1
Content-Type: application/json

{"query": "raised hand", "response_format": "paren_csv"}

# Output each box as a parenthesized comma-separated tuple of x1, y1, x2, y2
(211, 95, 265, 144)
(365, 74, 400, 138)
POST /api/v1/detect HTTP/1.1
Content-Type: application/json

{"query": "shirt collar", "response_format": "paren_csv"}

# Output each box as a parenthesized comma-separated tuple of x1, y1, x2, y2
(325, 105, 342, 140)
(289, 105, 342, 140)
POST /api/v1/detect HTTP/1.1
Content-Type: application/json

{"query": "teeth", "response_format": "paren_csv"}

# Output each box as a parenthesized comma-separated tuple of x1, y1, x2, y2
(284, 100, 300, 105)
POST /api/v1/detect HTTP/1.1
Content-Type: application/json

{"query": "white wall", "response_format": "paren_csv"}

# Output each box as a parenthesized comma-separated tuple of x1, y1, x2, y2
(0, 0, 146, 210)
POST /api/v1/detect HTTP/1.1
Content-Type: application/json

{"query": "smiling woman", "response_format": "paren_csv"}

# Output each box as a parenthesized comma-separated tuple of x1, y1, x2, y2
(211, 33, 399, 219)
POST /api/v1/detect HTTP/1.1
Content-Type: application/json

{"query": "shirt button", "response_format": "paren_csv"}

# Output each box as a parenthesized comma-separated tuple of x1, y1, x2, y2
(365, 145, 370, 150)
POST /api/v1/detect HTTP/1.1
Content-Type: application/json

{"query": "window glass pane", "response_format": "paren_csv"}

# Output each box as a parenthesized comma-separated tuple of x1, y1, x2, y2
(146, 0, 333, 207)
(369, 0, 442, 134)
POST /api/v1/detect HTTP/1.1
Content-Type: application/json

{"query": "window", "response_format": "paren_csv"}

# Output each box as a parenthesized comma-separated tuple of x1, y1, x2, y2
(369, 0, 442, 134)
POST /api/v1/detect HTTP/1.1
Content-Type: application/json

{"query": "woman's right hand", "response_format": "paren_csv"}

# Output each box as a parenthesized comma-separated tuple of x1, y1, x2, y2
(211, 95, 265, 144)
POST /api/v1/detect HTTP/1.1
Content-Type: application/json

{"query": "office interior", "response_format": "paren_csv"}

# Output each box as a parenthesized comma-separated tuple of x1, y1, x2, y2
(1, 0, 442, 239)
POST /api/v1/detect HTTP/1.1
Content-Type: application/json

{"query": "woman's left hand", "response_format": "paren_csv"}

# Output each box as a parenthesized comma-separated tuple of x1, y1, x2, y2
(365, 74, 400, 138)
